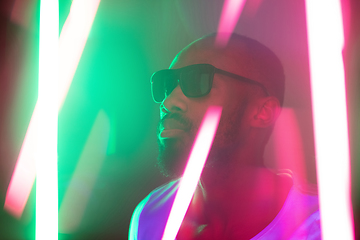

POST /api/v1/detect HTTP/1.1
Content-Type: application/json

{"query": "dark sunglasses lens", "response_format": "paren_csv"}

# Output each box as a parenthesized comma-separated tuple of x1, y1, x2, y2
(181, 67, 212, 97)
(151, 70, 177, 102)
(151, 72, 165, 102)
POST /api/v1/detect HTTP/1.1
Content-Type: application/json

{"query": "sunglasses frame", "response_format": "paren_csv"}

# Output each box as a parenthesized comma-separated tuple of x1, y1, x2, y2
(151, 64, 269, 103)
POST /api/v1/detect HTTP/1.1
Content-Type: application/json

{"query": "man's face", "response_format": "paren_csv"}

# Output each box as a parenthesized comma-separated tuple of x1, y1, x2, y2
(156, 47, 254, 177)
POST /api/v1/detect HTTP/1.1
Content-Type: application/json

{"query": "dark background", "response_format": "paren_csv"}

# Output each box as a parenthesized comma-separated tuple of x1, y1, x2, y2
(0, 0, 359, 239)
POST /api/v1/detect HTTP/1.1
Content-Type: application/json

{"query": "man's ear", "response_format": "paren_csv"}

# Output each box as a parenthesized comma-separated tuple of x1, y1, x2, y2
(250, 97, 281, 128)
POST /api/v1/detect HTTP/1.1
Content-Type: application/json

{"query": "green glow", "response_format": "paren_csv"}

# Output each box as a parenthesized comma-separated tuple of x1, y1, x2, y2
(107, 114, 117, 155)
(59, 110, 110, 233)
(36, 1, 59, 240)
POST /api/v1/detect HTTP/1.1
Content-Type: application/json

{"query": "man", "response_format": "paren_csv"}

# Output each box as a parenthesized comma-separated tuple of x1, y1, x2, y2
(129, 33, 320, 240)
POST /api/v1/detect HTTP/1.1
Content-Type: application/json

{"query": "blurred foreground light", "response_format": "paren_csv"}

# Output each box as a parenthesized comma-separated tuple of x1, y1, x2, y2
(272, 108, 307, 182)
(36, 1, 59, 239)
(58, 0, 101, 108)
(4, 0, 101, 218)
(59, 110, 110, 233)
(161, 106, 222, 240)
(216, 0, 247, 47)
(305, 0, 354, 239)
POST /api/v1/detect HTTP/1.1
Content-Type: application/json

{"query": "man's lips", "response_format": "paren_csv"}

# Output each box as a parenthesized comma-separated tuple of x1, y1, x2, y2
(159, 118, 190, 138)
(160, 129, 186, 138)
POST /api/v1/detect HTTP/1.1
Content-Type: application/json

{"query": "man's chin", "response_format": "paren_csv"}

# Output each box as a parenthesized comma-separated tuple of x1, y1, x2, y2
(156, 138, 189, 178)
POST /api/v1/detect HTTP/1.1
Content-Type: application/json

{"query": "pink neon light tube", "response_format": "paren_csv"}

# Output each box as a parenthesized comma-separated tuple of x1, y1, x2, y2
(162, 106, 222, 240)
(216, 0, 247, 47)
(304, 0, 354, 239)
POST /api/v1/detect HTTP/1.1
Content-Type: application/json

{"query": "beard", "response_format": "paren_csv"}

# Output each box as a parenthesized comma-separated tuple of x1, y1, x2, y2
(156, 99, 248, 178)
(156, 112, 194, 177)
(205, 99, 249, 169)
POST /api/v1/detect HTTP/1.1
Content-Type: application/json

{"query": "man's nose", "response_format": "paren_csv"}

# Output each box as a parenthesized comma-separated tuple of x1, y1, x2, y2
(162, 85, 188, 113)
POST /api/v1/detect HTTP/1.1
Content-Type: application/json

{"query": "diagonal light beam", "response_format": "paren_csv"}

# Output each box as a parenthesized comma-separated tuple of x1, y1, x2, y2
(161, 106, 222, 240)
(59, 110, 110, 233)
(4, 0, 101, 218)
(215, 0, 247, 47)
(304, 0, 354, 239)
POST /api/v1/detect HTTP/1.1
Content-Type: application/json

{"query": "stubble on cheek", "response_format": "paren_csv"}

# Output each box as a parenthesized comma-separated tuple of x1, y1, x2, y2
(204, 99, 248, 168)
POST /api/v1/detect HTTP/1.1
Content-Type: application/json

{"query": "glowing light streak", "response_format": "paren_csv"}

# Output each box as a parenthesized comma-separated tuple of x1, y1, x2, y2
(4, 0, 101, 218)
(36, 1, 59, 239)
(304, 0, 354, 239)
(58, 0, 101, 108)
(272, 108, 306, 182)
(161, 106, 222, 240)
(4, 113, 37, 218)
(216, 0, 247, 47)
(59, 110, 110, 233)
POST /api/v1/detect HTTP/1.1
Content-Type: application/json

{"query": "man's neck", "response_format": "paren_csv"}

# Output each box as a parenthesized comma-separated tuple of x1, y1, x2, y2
(180, 161, 293, 239)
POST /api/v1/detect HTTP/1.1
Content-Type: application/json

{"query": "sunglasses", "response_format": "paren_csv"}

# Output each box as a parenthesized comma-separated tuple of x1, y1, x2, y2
(150, 64, 269, 103)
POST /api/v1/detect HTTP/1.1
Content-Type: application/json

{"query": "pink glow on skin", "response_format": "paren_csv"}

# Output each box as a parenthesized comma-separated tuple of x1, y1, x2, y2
(4, 0, 101, 218)
(161, 106, 222, 240)
(305, 0, 354, 239)
(215, 0, 247, 47)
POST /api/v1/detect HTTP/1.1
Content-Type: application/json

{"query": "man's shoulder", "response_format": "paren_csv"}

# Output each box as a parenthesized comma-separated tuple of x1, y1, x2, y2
(252, 174, 321, 240)
(129, 179, 180, 240)
(288, 210, 321, 239)
(278, 178, 320, 238)
(146, 179, 180, 207)
(133, 178, 180, 218)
